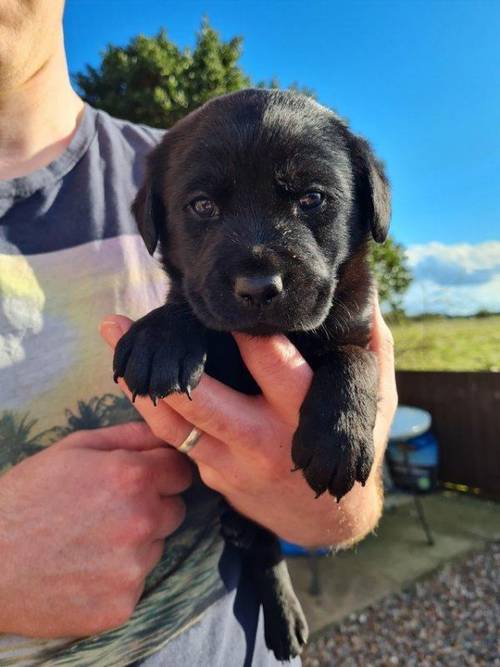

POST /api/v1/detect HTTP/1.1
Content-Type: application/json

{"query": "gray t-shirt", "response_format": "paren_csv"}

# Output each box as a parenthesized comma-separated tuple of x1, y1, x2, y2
(0, 104, 298, 666)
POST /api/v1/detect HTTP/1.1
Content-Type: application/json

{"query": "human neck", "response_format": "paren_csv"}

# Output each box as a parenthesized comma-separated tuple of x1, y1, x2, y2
(0, 39, 84, 180)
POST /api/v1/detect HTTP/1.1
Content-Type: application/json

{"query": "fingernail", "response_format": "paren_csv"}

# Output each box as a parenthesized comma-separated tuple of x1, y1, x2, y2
(100, 320, 124, 347)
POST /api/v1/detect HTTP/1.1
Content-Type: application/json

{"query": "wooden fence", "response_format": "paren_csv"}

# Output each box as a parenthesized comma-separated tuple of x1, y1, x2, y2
(395, 371, 500, 499)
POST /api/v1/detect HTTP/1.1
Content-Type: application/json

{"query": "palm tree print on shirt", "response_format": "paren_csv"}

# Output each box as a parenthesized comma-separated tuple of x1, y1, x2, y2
(0, 393, 142, 472)
(0, 411, 50, 469)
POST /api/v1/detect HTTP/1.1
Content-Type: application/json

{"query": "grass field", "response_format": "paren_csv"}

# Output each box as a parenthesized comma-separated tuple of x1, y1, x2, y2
(391, 315, 500, 371)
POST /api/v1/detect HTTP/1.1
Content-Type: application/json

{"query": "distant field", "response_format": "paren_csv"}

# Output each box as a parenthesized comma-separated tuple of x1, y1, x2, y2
(391, 316, 500, 372)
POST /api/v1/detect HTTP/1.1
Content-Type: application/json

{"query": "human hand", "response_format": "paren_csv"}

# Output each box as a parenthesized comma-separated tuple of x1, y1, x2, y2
(0, 422, 191, 637)
(100, 300, 396, 548)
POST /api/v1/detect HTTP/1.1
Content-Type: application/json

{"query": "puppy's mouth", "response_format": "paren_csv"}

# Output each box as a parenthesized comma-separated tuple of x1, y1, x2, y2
(186, 282, 334, 335)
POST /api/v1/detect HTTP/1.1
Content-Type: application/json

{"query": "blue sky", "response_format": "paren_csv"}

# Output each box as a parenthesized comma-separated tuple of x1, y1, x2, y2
(64, 0, 500, 313)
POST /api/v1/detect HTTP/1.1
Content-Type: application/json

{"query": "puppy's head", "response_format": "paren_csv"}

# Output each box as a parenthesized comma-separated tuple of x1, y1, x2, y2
(133, 89, 390, 334)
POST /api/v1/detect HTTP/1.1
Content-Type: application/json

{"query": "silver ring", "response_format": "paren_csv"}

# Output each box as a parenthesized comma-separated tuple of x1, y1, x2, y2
(177, 426, 203, 454)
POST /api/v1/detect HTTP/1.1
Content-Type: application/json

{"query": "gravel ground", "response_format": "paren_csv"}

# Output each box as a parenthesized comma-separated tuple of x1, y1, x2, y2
(302, 542, 500, 667)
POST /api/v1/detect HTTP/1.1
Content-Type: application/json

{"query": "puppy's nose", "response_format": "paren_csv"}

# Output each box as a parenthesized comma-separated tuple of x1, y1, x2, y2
(234, 274, 283, 306)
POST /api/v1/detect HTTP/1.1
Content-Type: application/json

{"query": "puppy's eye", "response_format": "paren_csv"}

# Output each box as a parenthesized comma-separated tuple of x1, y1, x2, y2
(190, 197, 219, 218)
(298, 191, 324, 211)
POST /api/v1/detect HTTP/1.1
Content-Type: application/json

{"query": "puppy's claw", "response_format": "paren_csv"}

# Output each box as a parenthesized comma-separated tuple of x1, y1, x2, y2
(356, 455, 373, 486)
(185, 386, 193, 401)
(151, 395, 158, 407)
(131, 391, 138, 404)
(113, 371, 120, 384)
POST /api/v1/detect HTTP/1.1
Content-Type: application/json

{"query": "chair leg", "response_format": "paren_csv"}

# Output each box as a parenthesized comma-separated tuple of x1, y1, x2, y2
(413, 495, 434, 546)
(401, 446, 435, 547)
(308, 552, 322, 596)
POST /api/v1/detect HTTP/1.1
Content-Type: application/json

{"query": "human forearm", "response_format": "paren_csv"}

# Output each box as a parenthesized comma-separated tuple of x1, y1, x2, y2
(223, 451, 383, 549)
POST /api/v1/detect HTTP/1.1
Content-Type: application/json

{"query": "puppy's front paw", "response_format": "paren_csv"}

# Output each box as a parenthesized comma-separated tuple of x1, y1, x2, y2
(292, 401, 375, 501)
(113, 309, 207, 403)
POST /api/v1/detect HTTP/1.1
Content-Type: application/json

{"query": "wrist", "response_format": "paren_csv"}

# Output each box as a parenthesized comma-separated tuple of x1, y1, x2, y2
(270, 472, 383, 549)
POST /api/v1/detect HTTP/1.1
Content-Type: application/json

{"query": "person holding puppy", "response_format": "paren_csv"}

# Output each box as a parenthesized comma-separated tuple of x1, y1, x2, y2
(0, 1, 397, 665)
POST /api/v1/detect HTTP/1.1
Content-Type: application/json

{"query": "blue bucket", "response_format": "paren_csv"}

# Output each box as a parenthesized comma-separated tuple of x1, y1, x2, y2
(387, 430, 439, 492)
(280, 540, 330, 557)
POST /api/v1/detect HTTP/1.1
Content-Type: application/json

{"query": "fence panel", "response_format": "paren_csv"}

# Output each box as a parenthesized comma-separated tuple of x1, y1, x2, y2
(395, 371, 500, 498)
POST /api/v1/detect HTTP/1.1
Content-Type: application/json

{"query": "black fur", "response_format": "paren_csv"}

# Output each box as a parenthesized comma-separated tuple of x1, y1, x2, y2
(114, 89, 390, 660)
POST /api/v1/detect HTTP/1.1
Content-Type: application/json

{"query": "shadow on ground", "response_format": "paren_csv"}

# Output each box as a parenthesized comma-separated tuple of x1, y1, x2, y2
(287, 491, 500, 635)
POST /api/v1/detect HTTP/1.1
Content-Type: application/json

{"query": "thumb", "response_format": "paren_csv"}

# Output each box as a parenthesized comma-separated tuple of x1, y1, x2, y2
(369, 295, 396, 390)
(369, 295, 398, 424)
(100, 314, 134, 348)
(57, 421, 165, 451)
(232, 332, 313, 423)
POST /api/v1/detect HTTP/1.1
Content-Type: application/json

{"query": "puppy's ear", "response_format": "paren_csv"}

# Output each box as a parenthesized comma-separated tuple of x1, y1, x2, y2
(131, 178, 165, 255)
(132, 144, 167, 255)
(349, 135, 391, 243)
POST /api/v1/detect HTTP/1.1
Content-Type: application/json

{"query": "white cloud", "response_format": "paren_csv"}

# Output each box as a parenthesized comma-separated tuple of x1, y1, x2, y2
(403, 241, 500, 315)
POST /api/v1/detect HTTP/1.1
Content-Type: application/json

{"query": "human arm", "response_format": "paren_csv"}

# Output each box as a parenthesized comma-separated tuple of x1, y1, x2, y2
(100, 299, 397, 549)
(0, 422, 191, 636)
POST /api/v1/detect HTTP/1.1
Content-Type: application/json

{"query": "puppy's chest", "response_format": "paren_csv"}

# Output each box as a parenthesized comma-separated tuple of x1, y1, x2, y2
(204, 330, 260, 395)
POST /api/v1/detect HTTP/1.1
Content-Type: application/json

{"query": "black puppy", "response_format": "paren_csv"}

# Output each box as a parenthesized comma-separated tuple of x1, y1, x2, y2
(113, 89, 390, 660)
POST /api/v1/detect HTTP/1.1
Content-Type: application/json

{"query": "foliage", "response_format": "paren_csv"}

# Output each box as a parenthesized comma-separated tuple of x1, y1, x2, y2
(257, 75, 316, 99)
(76, 18, 317, 128)
(475, 309, 500, 319)
(369, 237, 412, 314)
(392, 315, 500, 371)
(76, 19, 251, 128)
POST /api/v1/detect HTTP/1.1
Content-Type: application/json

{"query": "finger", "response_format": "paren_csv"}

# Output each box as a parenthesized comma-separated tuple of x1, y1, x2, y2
(141, 448, 193, 495)
(138, 539, 166, 578)
(232, 332, 313, 424)
(100, 314, 134, 348)
(115, 375, 194, 445)
(155, 496, 187, 538)
(196, 460, 234, 495)
(58, 421, 165, 452)
(163, 374, 270, 447)
(370, 294, 398, 423)
(163, 374, 267, 448)
(369, 294, 395, 385)
(101, 315, 268, 451)
(113, 376, 227, 465)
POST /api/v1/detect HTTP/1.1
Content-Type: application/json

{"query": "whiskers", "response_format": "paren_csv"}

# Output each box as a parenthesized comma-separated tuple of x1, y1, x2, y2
(317, 321, 333, 342)
(330, 295, 354, 336)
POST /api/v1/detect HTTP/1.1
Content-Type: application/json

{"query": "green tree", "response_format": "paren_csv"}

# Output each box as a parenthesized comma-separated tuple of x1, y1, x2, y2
(369, 236, 412, 314)
(75, 18, 316, 128)
(258, 75, 316, 99)
(76, 19, 250, 128)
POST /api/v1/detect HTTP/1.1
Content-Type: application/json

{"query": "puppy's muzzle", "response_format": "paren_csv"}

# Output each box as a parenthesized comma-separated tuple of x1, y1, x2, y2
(234, 274, 283, 307)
